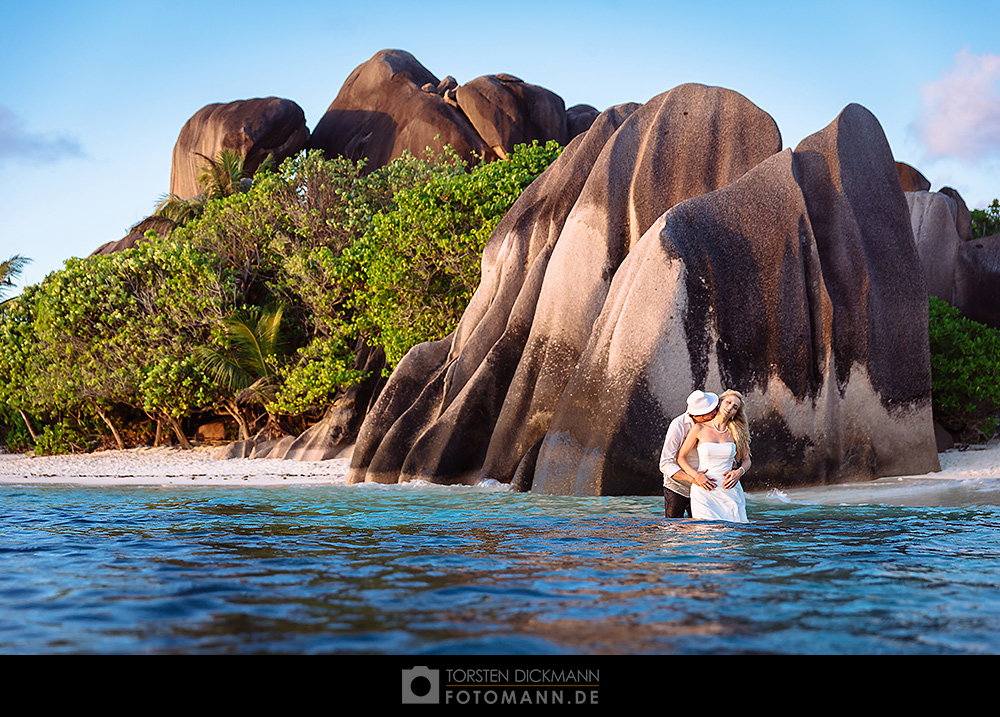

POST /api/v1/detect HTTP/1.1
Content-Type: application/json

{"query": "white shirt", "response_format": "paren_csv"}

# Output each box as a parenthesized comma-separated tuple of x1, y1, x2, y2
(659, 413, 699, 497)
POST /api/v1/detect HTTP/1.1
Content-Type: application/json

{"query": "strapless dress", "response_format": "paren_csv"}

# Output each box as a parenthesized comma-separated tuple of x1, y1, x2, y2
(690, 441, 748, 523)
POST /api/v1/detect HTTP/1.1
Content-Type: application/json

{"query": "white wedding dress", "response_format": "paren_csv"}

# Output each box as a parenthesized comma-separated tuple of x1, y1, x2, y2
(690, 442, 748, 523)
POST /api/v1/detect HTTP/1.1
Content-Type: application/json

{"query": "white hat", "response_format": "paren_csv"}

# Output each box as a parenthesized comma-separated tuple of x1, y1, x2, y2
(686, 390, 719, 416)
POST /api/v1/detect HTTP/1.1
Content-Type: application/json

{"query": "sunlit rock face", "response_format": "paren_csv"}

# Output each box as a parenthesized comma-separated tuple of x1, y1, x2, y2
(347, 88, 940, 495)
(169, 97, 309, 200)
(309, 49, 495, 169)
(455, 74, 568, 158)
(309, 50, 595, 171)
(91, 216, 177, 256)
(897, 161, 931, 192)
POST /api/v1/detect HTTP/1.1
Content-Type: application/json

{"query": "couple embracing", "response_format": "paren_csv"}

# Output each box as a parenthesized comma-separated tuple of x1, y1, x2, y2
(659, 390, 752, 523)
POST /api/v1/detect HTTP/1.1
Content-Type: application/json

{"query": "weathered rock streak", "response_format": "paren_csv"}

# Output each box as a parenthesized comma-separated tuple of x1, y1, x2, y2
(348, 85, 941, 494)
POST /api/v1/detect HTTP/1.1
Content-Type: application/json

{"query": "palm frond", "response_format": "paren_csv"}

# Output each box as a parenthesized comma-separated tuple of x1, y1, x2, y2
(219, 149, 245, 185)
(0, 254, 31, 287)
(235, 375, 279, 406)
(254, 304, 285, 357)
(222, 316, 269, 378)
(191, 345, 255, 392)
(153, 193, 204, 224)
(195, 304, 289, 399)
(195, 149, 248, 200)
(0, 254, 31, 302)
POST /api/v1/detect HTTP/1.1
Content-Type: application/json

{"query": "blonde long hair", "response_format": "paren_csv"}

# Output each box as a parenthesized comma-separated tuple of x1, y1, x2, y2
(719, 389, 751, 463)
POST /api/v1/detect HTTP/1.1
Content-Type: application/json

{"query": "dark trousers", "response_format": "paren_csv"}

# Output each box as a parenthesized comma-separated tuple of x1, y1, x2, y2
(664, 487, 692, 518)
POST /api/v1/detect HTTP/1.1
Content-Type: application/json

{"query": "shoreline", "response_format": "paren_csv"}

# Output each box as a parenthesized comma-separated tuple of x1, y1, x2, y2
(0, 445, 351, 486)
(1, 441, 999, 489)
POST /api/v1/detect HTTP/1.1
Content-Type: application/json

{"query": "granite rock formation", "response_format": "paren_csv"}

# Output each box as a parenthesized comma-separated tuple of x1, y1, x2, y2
(309, 50, 496, 169)
(903, 181, 999, 330)
(345, 86, 939, 494)
(897, 161, 931, 192)
(455, 74, 568, 158)
(309, 50, 591, 172)
(906, 190, 963, 303)
(91, 215, 177, 256)
(954, 233, 1000, 330)
(170, 97, 310, 200)
(566, 104, 600, 140)
(939, 186, 973, 242)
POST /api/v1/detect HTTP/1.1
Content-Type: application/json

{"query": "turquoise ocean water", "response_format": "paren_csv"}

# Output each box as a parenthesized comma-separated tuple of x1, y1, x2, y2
(2, 474, 999, 655)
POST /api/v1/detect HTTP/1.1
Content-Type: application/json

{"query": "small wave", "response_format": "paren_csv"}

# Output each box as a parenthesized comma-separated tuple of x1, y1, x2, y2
(767, 489, 792, 504)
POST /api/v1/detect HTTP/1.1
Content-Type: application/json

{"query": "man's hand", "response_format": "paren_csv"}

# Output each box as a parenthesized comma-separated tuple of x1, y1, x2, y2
(691, 471, 716, 491)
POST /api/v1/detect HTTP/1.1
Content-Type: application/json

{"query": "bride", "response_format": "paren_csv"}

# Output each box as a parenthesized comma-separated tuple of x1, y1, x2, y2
(676, 390, 752, 522)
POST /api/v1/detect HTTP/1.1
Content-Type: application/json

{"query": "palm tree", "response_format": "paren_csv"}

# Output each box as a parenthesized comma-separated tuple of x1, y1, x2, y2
(0, 254, 30, 304)
(153, 149, 275, 226)
(196, 148, 249, 200)
(193, 304, 287, 441)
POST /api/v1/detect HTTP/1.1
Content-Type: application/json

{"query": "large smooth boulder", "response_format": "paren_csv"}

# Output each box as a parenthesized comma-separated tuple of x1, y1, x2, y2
(455, 74, 568, 158)
(939, 186, 973, 242)
(897, 161, 931, 192)
(309, 49, 495, 169)
(782, 105, 937, 480)
(347, 90, 939, 494)
(954, 233, 1000, 329)
(566, 104, 600, 140)
(532, 104, 937, 493)
(170, 97, 309, 200)
(906, 191, 963, 303)
(483, 84, 784, 489)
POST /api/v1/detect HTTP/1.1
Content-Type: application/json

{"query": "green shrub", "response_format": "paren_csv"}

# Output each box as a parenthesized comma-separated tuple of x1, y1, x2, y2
(971, 199, 1000, 239)
(928, 296, 1000, 434)
(344, 140, 562, 366)
(0, 142, 563, 450)
(33, 419, 91, 456)
(0, 405, 32, 453)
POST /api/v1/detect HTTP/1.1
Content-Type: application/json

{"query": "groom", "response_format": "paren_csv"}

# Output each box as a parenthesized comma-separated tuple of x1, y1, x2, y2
(659, 390, 720, 518)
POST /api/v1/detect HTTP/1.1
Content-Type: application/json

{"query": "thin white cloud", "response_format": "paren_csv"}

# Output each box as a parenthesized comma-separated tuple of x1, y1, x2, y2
(0, 105, 85, 165)
(912, 49, 1000, 164)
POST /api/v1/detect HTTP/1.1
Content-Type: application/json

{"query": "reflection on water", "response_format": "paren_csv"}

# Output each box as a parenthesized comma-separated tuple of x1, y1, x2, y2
(2, 477, 999, 654)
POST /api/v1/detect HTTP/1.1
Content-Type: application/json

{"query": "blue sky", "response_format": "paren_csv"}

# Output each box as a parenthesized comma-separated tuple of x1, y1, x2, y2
(2, 0, 998, 290)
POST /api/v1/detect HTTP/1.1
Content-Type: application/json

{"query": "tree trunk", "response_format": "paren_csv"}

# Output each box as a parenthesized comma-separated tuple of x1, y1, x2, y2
(163, 414, 192, 449)
(94, 404, 125, 450)
(17, 409, 39, 443)
(223, 400, 250, 441)
(154, 420, 163, 447)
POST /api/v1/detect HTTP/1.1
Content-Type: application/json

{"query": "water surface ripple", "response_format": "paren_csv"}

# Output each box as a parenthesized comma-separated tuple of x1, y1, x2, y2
(2, 480, 999, 654)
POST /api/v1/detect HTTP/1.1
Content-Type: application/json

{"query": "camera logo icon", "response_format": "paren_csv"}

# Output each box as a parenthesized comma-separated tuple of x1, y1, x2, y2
(402, 666, 439, 704)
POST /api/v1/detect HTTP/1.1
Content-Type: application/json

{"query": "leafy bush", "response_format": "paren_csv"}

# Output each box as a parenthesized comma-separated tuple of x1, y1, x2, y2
(0, 405, 33, 453)
(0, 141, 563, 452)
(971, 199, 1000, 239)
(33, 419, 91, 456)
(344, 140, 562, 366)
(928, 296, 1000, 435)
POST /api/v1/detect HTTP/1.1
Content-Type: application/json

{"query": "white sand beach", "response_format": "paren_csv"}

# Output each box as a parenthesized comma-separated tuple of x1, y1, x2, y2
(0, 445, 352, 486)
(2, 441, 1000, 494)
